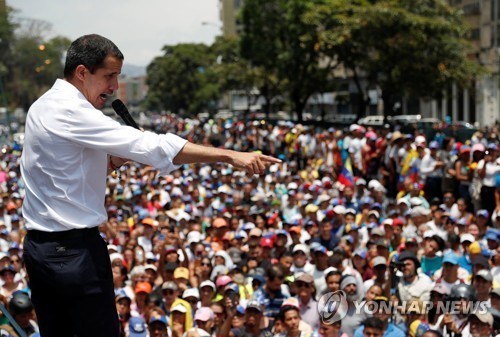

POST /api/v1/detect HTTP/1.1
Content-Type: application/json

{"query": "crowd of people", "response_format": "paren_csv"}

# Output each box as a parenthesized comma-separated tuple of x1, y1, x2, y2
(0, 116, 499, 337)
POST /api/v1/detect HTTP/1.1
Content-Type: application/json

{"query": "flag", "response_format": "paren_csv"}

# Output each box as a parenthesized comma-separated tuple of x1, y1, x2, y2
(338, 165, 354, 187)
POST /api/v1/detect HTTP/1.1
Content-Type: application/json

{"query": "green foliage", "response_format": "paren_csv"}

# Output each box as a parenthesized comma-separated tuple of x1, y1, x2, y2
(8, 35, 70, 110)
(145, 43, 216, 115)
(241, 0, 335, 121)
(307, 0, 484, 115)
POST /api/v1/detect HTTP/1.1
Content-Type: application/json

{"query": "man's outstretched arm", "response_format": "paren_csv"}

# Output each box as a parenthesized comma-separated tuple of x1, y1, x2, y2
(173, 142, 281, 175)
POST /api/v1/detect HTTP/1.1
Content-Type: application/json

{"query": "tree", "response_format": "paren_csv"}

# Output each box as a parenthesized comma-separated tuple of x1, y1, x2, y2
(145, 43, 217, 115)
(209, 36, 260, 118)
(9, 34, 70, 110)
(307, 0, 484, 116)
(241, 0, 338, 122)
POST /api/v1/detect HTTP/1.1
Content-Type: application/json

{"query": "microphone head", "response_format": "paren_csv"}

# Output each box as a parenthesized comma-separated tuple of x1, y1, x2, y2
(111, 99, 127, 115)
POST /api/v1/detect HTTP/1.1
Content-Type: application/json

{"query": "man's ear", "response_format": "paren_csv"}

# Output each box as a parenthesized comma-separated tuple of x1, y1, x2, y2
(74, 64, 87, 81)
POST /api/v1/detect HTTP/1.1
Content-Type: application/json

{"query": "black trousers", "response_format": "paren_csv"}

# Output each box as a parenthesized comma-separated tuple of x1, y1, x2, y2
(23, 227, 120, 337)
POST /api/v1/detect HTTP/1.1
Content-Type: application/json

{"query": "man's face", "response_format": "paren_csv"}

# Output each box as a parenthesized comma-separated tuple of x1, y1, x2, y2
(442, 262, 458, 278)
(245, 308, 262, 327)
(401, 260, 416, 279)
(283, 309, 300, 332)
(292, 251, 307, 267)
(149, 322, 168, 337)
(468, 316, 492, 337)
(80, 55, 122, 109)
(344, 283, 357, 297)
(363, 327, 383, 337)
(326, 275, 341, 292)
(472, 276, 491, 294)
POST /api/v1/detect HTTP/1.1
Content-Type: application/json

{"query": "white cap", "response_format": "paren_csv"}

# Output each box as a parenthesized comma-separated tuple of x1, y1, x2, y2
(317, 194, 331, 204)
(187, 231, 202, 245)
(171, 304, 188, 313)
(287, 182, 299, 190)
(382, 219, 393, 226)
(349, 124, 361, 132)
(411, 206, 431, 217)
(410, 197, 423, 207)
(368, 210, 380, 219)
(183, 288, 200, 299)
(333, 205, 346, 215)
(397, 198, 411, 206)
(293, 244, 310, 256)
(144, 264, 158, 273)
(199, 280, 216, 290)
(109, 253, 124, 263)
(107, 244, 119, 252)
(415, 135, 426, 144)
(460, 233, 475, 243)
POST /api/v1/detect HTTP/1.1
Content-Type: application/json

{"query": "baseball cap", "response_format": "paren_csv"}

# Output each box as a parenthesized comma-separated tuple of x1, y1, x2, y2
(431, 283, 450, 295)
(149, 315, 168, 326)
(471, 255, 489, 268)
(221, 280, 238, 294)
(292, 244, 309, 256)
(469, 311, 493, 327)
(460, 233, 475, 244)
(260, 238, 273, 248)
(144, 264, 157, 273)
(442, 253, 459, 265)
(182, 288, 200, 300)
(429, 141, 440, 149)
(216, 275, 233, 288)
(353, 249, 367, 259)
(164, 246, 177, 254)
(194, 307, 214, 321)
(115, 288, 132, 303)
(134, 282, 152, 294)
(376, 238, 390, 249)
(249, 228, 263, 237)
(295, 273, 314, 284)
(199, 280, 216, 291)
(174, 267, 190, 280)
(371, 256, 387, 268)
(187, 231, 202, 245)
(129, 317, 147, 337)
(162, 281, 178, 291)
(171, 304, 188, 313)
(476, 209, 489, 218)
(475, 269, 493, 282)
(246, 300, 263, 312)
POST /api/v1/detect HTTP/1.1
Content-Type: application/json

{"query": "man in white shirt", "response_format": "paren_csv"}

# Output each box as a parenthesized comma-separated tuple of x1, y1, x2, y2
(20, 34, 280, 337)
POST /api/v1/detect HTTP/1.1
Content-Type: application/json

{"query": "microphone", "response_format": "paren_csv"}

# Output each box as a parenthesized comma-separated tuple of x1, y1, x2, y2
(112, 99, 140, 130)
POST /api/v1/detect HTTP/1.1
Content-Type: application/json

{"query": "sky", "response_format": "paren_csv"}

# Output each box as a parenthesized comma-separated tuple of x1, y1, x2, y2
(11, 0, 221, 67)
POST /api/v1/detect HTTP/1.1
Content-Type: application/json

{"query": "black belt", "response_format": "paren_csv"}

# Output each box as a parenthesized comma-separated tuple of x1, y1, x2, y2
(28, 226, 100, 241)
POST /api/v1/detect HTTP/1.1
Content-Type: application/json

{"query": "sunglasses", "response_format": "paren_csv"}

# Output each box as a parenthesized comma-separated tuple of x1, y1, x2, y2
(201, 262, 211, 267)
(163, 290, 175, 295)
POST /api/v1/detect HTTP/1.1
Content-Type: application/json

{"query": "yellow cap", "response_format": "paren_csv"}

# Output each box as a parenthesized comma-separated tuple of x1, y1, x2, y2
(469, 241, 481, 254)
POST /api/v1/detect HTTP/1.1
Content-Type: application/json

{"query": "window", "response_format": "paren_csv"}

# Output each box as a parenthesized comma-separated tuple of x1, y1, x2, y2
(462, 2, 480, 15)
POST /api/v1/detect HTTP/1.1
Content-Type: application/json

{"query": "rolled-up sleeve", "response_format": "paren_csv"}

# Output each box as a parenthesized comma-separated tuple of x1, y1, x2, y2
(155, 133, 188, 175)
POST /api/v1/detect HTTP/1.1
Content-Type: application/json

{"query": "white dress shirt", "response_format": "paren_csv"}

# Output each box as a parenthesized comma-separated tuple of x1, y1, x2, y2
(21, 79, 187, 232)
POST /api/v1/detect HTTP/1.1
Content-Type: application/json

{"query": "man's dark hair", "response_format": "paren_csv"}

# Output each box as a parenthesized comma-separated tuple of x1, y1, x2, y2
(277, 305, 299, 322)
(325, 269, 341, 279)
(64, 34, 124, 78)
(362, 317, 384, 331)
(266, 265, 284, 281)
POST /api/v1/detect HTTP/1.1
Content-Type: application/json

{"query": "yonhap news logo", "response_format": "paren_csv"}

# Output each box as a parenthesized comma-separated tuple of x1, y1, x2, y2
(317, 291, 348, 324)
